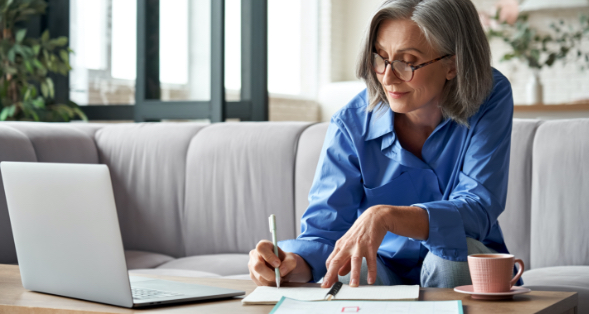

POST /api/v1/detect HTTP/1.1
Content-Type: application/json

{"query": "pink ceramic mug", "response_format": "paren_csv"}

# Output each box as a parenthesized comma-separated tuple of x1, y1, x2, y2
(467, 254, 524, 293)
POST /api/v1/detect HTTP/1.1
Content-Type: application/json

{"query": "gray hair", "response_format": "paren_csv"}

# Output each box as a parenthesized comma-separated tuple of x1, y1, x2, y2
(357, 0, 493, 126)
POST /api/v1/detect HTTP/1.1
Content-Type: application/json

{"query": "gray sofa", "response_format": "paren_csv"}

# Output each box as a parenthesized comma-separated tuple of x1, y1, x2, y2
(0, 119, 587, 311)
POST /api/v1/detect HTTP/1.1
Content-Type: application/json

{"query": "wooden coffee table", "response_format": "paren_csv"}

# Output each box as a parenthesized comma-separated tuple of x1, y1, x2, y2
(0, 264, 577, 313)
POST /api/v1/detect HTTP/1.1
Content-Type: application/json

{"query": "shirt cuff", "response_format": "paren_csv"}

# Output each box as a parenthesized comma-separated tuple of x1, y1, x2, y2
(412, 201, 468, 261)
(278, 239, 334, 283)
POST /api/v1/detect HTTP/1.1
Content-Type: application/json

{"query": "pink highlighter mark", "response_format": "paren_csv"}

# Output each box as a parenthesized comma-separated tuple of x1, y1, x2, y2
(341, 306, 360, 312)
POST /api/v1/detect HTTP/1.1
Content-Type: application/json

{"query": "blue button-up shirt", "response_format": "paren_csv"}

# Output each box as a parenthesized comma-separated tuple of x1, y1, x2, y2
(279, 68, 514, 284)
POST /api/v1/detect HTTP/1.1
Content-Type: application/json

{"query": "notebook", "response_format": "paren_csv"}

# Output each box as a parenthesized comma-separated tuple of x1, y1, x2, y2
(242, 284, 420, 305)
(269, 297, 463, 314)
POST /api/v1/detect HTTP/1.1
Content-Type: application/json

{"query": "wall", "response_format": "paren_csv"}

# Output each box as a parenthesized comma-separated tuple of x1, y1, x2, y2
(329, 0, 589, 108)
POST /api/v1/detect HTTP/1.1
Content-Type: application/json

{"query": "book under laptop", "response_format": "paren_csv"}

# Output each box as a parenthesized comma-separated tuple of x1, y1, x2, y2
(0, 162, 245, 308)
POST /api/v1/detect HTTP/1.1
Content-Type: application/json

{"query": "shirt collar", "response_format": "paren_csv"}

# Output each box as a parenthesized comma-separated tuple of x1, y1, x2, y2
(363, 105, 394, 142)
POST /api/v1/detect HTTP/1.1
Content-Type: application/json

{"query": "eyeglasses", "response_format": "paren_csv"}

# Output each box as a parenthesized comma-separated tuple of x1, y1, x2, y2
(372, 53, 453, 82)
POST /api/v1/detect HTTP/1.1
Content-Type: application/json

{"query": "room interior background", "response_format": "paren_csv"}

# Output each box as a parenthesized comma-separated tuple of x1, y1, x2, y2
(4, 0, 588, 123)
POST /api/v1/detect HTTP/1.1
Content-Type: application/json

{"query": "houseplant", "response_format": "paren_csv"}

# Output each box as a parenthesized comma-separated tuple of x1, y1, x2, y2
(0, 0, 86, 122)
(482, 0, 589, 104)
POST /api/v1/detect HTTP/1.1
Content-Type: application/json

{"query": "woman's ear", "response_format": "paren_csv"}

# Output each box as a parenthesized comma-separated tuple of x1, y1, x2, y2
(446, 55, 457, 80)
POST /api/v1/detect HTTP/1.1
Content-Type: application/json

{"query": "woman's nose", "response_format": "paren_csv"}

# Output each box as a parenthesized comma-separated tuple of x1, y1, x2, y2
(381, 64, 403, 86)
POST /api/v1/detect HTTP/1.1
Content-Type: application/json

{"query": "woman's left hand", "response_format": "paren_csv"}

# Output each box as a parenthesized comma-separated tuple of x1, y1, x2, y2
(321, 205, 392, 288)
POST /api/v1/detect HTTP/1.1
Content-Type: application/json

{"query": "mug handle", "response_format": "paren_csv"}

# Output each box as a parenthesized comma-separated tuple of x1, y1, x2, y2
(510, 258, 525, 287)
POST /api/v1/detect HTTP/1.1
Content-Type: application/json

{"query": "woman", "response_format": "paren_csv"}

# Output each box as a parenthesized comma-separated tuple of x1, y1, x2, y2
(249, 0, 517, 288)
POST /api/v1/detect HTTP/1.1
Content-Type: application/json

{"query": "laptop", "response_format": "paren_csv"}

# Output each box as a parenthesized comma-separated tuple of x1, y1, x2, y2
(0, 161, 245, 308)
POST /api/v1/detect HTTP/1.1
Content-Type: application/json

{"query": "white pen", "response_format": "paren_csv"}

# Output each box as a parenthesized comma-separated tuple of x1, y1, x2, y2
(268, 214, 281, 288)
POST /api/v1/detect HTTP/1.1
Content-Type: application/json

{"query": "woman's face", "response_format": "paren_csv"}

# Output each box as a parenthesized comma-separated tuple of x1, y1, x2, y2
(374, 18, 455, 115)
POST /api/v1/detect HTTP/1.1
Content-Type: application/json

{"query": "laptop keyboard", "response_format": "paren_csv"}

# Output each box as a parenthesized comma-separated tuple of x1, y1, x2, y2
(132, 287, 185, 300)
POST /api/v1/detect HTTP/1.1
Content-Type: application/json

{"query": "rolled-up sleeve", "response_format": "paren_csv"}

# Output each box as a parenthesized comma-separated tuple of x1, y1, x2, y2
(413, 76, 514, 261)
(279, 118, 364, 282)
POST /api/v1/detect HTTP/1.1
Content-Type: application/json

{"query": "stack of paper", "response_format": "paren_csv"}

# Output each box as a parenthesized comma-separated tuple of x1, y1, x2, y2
(242, 284, 420, 305)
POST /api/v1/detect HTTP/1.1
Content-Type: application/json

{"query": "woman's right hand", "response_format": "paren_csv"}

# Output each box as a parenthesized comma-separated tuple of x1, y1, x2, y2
(248, 240, 313, 286)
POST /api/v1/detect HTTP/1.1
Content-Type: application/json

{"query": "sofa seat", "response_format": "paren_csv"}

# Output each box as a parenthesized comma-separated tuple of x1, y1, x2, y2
(523, 266, 589, 313)
(155, 254, 250, 277)
(124, 250, 175, 269)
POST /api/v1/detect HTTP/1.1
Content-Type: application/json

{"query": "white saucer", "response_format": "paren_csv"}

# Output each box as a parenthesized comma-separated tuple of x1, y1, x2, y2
(454, 285, 531, 300)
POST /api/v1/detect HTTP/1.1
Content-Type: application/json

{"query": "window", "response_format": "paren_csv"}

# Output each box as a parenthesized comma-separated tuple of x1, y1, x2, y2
(63, 0, 268, 121)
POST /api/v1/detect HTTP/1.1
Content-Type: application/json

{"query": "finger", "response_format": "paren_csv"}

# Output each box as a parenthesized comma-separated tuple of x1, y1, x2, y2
(256, 240, 281, 268)
(349, 254, 362, 287)
(365, 254, 378, 285)
(247, 250, 266, 286)
(322, 255, 348, 288)
(338, 260, 351, 276)
(279, 253, 297, 277)
(252, 272, 274, 286)
(252, 253, 279, 283)
(250, 271, 263, 286)
(326, 244, 342, 270)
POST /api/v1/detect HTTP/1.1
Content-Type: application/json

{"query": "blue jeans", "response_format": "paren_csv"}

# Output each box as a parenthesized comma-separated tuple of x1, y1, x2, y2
(338, 238, 497, 287)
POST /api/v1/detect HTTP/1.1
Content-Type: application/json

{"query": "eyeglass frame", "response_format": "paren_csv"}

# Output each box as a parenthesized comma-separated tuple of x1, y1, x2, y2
(372, 53, 454, 82)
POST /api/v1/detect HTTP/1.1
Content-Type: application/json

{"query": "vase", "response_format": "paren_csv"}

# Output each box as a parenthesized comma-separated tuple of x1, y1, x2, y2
(526, 69, 543, 105)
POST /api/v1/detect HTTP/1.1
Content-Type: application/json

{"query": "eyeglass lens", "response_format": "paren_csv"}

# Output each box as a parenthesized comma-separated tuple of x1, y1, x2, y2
(372, 54, 413, 81)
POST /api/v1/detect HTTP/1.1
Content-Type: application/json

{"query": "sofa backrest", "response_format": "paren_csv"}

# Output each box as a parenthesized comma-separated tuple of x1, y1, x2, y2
(530, 119, 589, 269)
(182, 122, 311, 256)
(498, 119, 542, 269)
(0, 125, 37, 264)
(294, 122, 329, 234)
(94, 123, 207, 258)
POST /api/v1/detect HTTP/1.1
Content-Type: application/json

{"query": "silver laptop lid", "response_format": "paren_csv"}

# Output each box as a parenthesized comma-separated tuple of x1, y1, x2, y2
(1, 162, 134, 308)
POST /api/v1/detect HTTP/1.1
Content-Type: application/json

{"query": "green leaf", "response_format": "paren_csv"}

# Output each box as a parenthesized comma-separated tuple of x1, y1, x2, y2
(73, 107, 88, 121)
(0, 107, 10, 121)
(32, 96, 44, 109)
(24, 60, 33, 73)
(32, 44, 40, 55)
(46, 77, 54, 98)
(7, 48, 15, 63)
(531, 49, 540, 63)
(59, 49, 68, 63)
(23, 86, 31, 101)
(15, 29, 26, 43)
(41, 30, 50, 43)
(30, 85, 37, 98)
(32, 58, 44, 70)
(0, 105, 15, 121)
(501, 53, 516, 61)
(50, 36, 68, 47)
(41, 81, 48, 98)
(546, 53, 557, 66)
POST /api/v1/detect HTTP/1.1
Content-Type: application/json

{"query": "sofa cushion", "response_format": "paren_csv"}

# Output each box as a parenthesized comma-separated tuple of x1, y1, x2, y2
(294, 122, 329, 236)
(531, 119, 589, 269)
(3, 122, 99, 163)
(129, 269, 221, 278)
(498, 119, 541, 269)
(0, 124, 37, 264)
(156, 254, 250, 277)
(124, 250, 174, 270)
(95, 123, 207, 258)
(183, 122, 312, 256)
(523, 266, 589, 313)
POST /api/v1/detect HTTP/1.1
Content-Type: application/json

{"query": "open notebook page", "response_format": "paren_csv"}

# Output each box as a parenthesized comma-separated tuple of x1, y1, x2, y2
(242, 285, 419, 305)
(269, 298, 462, 314)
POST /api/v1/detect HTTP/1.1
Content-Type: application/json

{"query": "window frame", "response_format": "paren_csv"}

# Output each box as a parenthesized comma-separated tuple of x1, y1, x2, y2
(45, 0, 268, 122)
